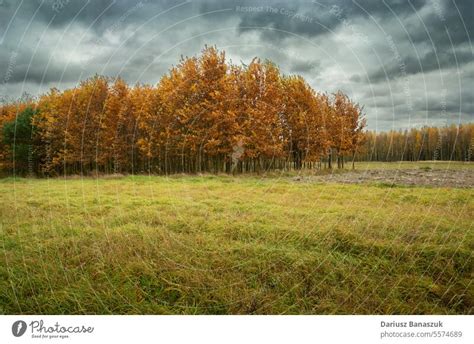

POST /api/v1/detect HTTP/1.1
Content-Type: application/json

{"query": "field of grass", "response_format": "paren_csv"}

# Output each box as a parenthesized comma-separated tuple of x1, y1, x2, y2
(0, 162, 473, 314)
(353, 161, 474, 171)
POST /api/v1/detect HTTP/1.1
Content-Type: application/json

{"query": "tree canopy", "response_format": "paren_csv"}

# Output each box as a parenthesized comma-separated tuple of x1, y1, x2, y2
(0, 46, 370, 175)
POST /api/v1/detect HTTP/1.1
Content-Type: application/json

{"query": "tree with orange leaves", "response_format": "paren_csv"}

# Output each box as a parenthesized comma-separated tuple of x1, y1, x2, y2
(0, 46, 376, 175)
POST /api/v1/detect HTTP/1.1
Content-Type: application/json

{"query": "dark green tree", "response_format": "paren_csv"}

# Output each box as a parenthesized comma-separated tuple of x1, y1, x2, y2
(2, 107, 38, 175)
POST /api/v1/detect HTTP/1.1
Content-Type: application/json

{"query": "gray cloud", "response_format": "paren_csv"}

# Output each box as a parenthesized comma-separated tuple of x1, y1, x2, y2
(368, 48, 473, 82)
(0, 0, 472, 130)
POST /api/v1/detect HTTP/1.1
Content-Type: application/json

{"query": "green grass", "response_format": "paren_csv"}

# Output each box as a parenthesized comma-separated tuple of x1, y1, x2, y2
(353, 161, 474, 171)
(0, 164, 473, 314)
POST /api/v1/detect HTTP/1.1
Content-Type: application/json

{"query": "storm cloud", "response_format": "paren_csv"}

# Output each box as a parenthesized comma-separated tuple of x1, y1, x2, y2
(0, 0, 472, 130)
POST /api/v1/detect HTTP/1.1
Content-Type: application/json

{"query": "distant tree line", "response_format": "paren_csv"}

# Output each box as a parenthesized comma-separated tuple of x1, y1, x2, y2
(0, 46, 366, 176)
(355, 124, 474, 162)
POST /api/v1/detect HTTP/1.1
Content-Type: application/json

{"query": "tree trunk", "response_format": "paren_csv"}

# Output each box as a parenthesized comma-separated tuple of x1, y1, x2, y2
(328, 148, 332, 169)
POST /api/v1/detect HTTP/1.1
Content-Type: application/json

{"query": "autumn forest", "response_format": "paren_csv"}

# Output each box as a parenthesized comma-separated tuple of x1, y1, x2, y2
(0, 46, 472, 176)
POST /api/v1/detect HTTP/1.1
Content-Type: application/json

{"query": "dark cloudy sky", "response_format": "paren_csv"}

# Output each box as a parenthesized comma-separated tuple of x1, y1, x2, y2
(0, 0, 472, 130)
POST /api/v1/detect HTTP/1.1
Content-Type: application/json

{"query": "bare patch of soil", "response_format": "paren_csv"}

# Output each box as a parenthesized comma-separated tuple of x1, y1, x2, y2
(294, 169, 474, 188)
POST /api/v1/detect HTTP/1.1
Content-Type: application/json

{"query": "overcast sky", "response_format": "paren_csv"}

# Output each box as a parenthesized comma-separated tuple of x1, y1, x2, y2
(0, 0, 472, 130)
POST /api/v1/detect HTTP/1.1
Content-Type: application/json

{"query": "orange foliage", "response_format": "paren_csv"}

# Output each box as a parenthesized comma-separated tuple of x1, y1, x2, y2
(1, 46, 369, 175)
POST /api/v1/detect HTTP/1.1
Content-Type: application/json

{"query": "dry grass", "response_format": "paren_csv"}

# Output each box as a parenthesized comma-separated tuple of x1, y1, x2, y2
(0, 163, 473, 314)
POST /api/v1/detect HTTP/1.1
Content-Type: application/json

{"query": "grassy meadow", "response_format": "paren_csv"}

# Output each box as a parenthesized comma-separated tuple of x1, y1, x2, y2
(347, 161, 474, 170)
(0, 162, 473, 314)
